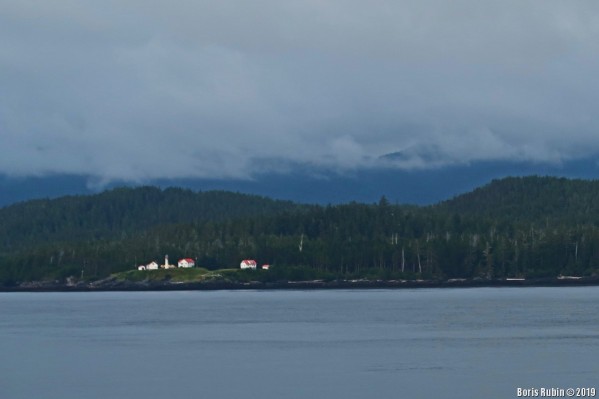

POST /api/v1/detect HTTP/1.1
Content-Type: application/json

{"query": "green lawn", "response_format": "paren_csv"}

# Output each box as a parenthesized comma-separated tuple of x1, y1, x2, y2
(112, 266, 276, 283)
(113, 267, 211, 282)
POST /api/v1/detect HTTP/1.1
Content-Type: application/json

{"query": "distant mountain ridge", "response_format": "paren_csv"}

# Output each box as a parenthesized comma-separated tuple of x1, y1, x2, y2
(2, 157, 599, 206)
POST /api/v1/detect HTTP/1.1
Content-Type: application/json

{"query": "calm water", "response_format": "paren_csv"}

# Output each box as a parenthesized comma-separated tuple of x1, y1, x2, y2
(2, 288, 599, 399)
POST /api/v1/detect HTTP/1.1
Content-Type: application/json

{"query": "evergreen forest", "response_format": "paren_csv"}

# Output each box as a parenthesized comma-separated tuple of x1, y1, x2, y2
(2, 176, 599, 285)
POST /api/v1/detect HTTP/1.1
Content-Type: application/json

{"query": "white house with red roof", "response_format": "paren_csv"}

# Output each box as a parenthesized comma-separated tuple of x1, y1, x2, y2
(240, 259, 257, 269)
(178, 258, 195, 268)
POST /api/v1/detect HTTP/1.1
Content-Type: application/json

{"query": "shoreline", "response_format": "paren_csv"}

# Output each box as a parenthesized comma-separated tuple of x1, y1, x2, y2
(2, 276, 599, 292)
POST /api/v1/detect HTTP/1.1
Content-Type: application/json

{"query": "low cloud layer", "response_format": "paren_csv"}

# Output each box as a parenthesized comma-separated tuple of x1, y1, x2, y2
(2, 1, 599, 182)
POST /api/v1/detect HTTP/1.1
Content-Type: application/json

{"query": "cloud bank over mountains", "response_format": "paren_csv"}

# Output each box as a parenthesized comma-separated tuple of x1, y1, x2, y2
(2, 1, 599, 182)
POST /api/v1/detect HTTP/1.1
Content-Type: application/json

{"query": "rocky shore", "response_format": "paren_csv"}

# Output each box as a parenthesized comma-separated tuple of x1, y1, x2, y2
(3, 276, 599, 292)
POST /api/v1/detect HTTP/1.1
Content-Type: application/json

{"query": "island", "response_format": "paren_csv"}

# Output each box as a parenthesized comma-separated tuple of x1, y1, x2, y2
(3, 176, 599, 291)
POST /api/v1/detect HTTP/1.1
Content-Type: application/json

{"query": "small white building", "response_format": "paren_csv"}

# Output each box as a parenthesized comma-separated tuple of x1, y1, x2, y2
(178, 258, 195, 268)
(240, 259, 257, 269)
(147, 261, 159, 270)
(261, 264, 270, 270)
(137, 265, 146, 271)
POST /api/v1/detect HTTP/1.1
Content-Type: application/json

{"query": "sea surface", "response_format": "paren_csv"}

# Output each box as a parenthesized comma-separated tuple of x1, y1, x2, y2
(2, 288, 599, 399)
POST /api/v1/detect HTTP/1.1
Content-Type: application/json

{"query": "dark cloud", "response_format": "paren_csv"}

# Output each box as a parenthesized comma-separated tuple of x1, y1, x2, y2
(1, 1, 599, 182)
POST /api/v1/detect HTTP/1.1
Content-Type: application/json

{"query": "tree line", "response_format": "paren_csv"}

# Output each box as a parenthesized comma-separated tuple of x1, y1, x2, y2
(2, 176, 599, 285)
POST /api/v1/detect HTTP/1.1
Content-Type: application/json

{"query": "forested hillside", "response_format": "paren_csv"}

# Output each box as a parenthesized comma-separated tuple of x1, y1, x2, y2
(0, 186, 301, 251)
(2, 176, 599, 285)
(438, 176, 599, 225)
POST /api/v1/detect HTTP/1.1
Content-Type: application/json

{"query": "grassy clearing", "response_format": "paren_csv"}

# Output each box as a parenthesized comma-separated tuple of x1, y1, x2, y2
(112, 267, 276, 284)
(113, 267, 210, 282)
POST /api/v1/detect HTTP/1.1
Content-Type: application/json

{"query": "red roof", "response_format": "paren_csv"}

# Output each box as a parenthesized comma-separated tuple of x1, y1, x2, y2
(242, 259, 257, 264)
(179, 258, 194, 263)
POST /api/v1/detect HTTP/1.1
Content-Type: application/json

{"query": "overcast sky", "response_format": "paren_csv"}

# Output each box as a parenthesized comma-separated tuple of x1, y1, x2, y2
(1, 1, 599, 183)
